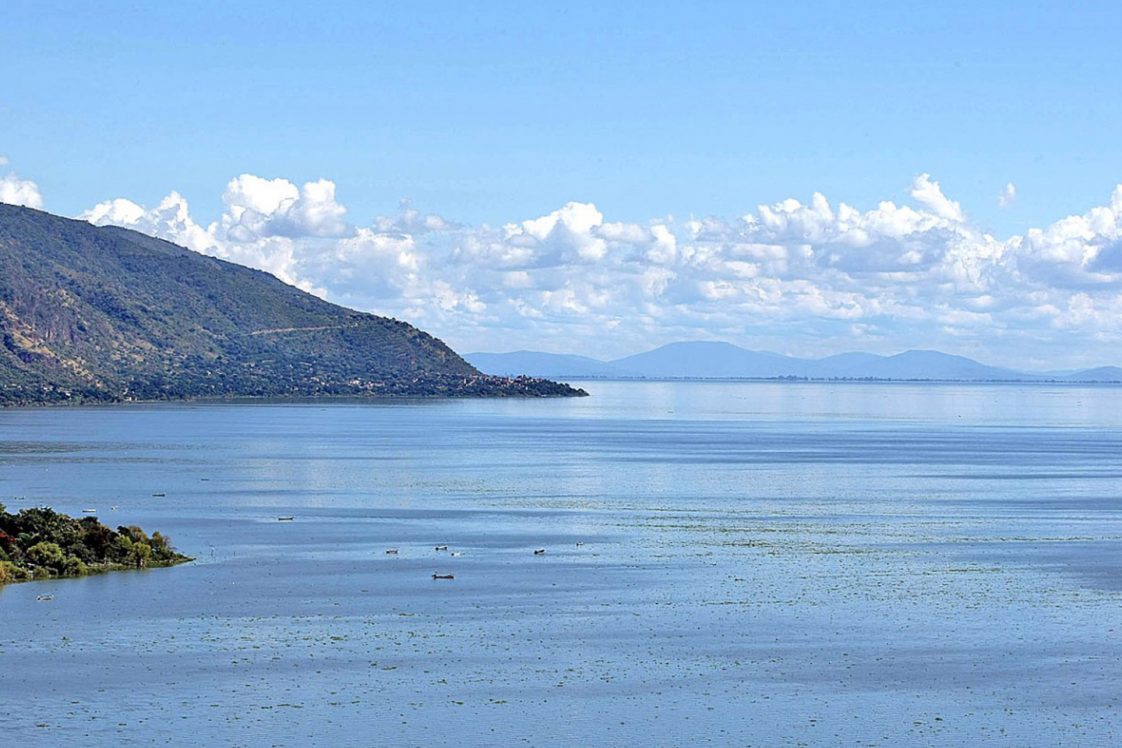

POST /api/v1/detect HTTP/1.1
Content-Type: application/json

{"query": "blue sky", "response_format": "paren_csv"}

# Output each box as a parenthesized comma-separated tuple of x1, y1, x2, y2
(3, 2, 1122, 367)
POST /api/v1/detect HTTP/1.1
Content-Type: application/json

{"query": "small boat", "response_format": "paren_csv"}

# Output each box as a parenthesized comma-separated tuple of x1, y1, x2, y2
(533, 548, 546, 555)
(434, 545, 448, 551)
(36, 594, 53, 601)
(385, 548, 399, 555)
(82, 508, 97, 514)
(450, 551, 462, 557)
(277, 516, 295, 522)
(152, 492, 167, 497)
(576, 541, 585, 547)
(432, 573, 454, 580)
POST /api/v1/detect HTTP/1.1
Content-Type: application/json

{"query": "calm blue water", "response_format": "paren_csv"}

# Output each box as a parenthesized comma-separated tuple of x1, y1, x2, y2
(3, 381, 1122, 746)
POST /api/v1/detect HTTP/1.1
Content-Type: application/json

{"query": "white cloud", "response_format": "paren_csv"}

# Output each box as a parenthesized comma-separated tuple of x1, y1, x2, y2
(81, 192, 214, 254)
(504, 201, 609, 264)
(373, 199, 457, 234)
(998, 182, 1017, 209)
(82, 197, 147, 226)
(219, 174, 349, 240)
(910, 173, 965, 222)
(65, 171, 1122, 368)
(0, 167, 44, 209)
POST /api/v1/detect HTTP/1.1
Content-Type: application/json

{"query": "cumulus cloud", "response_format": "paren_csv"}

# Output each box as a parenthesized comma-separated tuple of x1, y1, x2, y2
(504, 201, 609, 264)
(219, 174, 349, 240)
(81, 192, 214, 254)
(910, 173, 964, 222)
(64, 171, 1122, 368)
(998, 182, 1017, 209)
(79, 185, 322, 294)
(374, 198, 458, 235)
(0, 160, 44, 209)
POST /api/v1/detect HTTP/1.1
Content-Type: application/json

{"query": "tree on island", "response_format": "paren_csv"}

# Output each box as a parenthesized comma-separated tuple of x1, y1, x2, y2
(0, 503, 191, 584)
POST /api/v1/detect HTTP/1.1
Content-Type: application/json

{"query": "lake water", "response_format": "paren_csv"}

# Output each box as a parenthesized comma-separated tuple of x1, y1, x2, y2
(3, 381, 1122, 746)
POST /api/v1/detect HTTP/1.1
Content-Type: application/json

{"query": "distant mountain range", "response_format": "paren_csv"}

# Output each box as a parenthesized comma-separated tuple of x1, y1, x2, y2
(0, 204, 584, 404)
(467, 342, 1122, 383)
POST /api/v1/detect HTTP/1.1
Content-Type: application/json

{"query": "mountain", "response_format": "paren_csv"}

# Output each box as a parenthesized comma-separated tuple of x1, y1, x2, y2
(465, 351, 633, 378)
(468, 341, 1121, 383)
(610, 341, 820, 378)
(831, 350, 1030, 381)
(0, 204, 585, 404)
(1063, 366, 1122, 383)
(814, 352, 887, 376)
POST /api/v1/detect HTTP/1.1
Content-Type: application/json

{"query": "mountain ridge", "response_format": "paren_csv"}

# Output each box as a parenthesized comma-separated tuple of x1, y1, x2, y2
(467, 342, 1122, 383)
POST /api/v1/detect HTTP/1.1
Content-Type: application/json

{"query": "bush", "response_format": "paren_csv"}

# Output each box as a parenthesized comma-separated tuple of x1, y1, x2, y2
(63, 556, 88, 576)
(129, 542, 153, 568)
(26, 541, 65, 573)
(0, 560, 31, 584)
(110, 534, 133, 562)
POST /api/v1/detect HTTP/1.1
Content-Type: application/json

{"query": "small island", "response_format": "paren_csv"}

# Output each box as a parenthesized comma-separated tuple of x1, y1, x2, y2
(0, 504, 192, 585)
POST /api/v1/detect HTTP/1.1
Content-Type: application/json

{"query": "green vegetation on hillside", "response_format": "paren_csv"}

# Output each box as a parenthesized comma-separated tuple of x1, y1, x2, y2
(0, 204, 586, 404)
(0, 504, 192, 584)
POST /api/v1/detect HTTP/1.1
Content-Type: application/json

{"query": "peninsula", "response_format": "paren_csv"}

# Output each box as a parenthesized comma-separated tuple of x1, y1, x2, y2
(0, 204, 585, 405)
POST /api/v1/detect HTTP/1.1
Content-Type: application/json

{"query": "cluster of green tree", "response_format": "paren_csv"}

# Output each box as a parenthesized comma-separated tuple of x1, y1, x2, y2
(0, 204, 586, 405)
(0, 504, 192, 584)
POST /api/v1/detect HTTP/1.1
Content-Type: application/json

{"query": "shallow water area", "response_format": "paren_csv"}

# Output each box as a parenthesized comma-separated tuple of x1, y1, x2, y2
(3, 381, 1122, 745)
